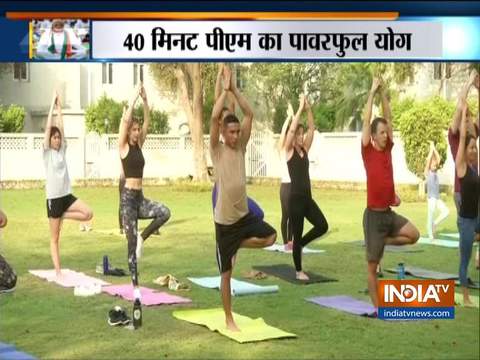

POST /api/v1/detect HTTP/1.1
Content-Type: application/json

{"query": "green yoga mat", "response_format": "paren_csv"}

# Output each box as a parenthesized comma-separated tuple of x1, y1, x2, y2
(454, 293, 479, 308)
(173, 308, 296, 343)
(350, 240, 423, 253)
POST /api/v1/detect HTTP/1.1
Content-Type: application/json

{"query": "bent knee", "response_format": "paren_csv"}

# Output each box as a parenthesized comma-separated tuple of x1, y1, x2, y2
(85, 209, 94, 221)
(266, 232, 277, 246)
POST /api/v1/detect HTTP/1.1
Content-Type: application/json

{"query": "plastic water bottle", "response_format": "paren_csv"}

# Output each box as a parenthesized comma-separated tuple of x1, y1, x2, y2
(397, 262, 405, 280)
(133, 299, 142, 329)
(103, 255, 109, 275)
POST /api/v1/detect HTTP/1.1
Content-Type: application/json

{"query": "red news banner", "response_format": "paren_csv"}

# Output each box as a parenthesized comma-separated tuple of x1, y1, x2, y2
(378, 280, 455, 308)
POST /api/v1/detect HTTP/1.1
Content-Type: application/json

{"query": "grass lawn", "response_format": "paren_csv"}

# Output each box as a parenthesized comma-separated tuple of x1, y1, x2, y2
(0, 185, 479, 359)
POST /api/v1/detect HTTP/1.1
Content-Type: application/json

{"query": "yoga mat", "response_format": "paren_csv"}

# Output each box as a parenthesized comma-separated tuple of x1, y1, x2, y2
(454, 293, 479, 308)
(439, 233, 460, 239)
(188, 276, 279, 296)
(0, 350, 37, 360)
(455, 280, 480, 290)
(253, 264, 337, 285)
(385, 266, 458, 280)
(350, 241, 423, 253)
(418, 237, 459, 248)
(173, 308, 296, 343)
(306, 295, 376, 316)
(264, 244, 325, 254)
(29, 269, 110, 288)
(102, 284, 191, 306)
(0, 342, 16, 353)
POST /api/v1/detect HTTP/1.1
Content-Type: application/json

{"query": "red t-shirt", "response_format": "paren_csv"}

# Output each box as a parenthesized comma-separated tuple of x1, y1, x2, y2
(362, 137, 396, 208)
(449, 124, 479, 193)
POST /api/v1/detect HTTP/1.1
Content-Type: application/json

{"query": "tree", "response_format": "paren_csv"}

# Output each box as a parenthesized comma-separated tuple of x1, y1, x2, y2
(397, 96, 454, 183)
(150, 64, 218, 181)
(85, 94, 169, 134)
(0, 104, 25, 132)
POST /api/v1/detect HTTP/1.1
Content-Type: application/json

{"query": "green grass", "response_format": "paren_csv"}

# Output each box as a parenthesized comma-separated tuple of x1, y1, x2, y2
(0, 185, 478, 359)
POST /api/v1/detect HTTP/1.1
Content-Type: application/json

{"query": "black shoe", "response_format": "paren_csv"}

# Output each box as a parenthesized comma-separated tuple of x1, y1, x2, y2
(105, 268, 127, 277)
(108, 306, 131, 326)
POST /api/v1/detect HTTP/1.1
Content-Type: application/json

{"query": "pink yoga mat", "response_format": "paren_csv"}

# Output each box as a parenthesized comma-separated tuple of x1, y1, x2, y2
(29, 269, 110, 287)
(102, 284, 191, 306)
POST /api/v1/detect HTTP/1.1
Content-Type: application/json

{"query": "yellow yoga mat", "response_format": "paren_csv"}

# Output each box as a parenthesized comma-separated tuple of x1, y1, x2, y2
(454, 293, 479, 308)
(173, 308, 296, 343)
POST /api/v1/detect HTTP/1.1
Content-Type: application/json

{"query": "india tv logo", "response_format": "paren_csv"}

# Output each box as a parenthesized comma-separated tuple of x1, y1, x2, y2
(378, 280, 455, 320)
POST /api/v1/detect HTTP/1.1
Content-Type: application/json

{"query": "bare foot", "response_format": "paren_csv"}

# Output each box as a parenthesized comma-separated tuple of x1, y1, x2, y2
(55, 270, 63, 278)
(284, 242, 293, 251)
(226, 318, 240, 332)
(296, 271, 310, 281)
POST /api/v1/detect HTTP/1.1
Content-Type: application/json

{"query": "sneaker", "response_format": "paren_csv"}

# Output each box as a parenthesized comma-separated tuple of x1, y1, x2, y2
(136, 233, 144, 260)
(108, 306, 131, 326)
(79, 224, 86, 232)
(0, 285, 16, 294)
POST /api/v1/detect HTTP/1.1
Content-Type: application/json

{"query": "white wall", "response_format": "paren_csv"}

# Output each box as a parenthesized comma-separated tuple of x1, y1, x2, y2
(0, 131, 456, 187)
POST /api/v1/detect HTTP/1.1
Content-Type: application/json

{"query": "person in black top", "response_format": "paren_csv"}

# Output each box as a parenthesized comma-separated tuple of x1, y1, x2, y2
(455, 101, 479, 307)
(285, 94, 328, 280)
(119, 84, 171, 312)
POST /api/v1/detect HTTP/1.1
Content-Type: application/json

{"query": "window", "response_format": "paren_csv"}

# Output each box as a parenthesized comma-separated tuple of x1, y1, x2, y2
(13, 63, 29, 81)
(102, 63, 113, 84)
(133, 64, 144, 85)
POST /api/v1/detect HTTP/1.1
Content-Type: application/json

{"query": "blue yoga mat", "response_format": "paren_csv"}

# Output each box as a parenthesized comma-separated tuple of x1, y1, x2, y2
(188, 276, 279, 296)
(418, 237, 459, 248)
(0, 342, 16, 353)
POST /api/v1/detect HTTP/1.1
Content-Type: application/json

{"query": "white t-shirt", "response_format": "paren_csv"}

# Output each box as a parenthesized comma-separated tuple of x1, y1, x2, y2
(43, 142, 71, 199)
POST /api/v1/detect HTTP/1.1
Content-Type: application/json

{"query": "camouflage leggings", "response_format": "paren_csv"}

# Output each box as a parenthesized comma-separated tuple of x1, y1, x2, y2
(0, 254, 17, 291)
(121, 188, 170, 286)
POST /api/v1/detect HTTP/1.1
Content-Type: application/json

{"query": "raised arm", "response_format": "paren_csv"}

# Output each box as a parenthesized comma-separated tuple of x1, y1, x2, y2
(210, 71, 230, 151)
(119, 85, 140, 156)
(362, 78, 381, 147)
(285, 94, 305, 154)
(303, 97, 315, 152)
(139, 85, 150, 147)
(455, 102, 469, 178)
(55, 93, 65, 140)
(379, 81, 393, 141)
(227, 67, 253, 145)
(451, 69, 478, 134)
(43, 91, 57, 149)
(424, 142, 435, 177)
(278, 103, 293, 152)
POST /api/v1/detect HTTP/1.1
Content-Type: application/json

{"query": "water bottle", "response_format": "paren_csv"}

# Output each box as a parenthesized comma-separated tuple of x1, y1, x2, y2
(133, 299, 142, 329)
(103, 255, 109, 275)
(397, 262, 405, 280)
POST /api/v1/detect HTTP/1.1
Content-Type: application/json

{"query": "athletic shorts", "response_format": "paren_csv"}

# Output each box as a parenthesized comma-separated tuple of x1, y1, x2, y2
(46, 194, 78, 219)
(215, 212, 276, 273)
(363, 208, 409, 262)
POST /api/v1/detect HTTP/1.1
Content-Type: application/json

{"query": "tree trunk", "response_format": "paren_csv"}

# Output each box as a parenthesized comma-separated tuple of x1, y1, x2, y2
(175, 65, 208, 181)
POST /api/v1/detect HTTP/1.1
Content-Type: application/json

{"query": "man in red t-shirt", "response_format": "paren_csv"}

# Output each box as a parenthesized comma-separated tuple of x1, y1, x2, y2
(448, 69, 479, 269)
(361, 78, 420, 311)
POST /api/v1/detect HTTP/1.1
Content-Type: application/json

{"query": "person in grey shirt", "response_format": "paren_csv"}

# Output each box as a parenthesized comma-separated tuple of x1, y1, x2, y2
(43, 91, 93, 276)
(424, 141, 449, 241)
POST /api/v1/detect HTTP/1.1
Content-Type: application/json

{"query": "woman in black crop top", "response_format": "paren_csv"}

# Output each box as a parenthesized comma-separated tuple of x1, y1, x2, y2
(455, 102, 479, 307)
(118, 84, 171, 321)
(284, 95, 329, 280)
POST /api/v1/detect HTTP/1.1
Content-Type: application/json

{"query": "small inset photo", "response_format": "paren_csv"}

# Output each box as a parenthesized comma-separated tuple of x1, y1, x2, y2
(31, 19, 90, 60)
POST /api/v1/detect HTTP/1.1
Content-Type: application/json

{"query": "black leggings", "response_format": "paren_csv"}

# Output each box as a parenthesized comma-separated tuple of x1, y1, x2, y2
(280, 182, 292, 244)
(118, 176, 126, 231)
(289, 194, 328, 271)
(121, 188, 170, 286)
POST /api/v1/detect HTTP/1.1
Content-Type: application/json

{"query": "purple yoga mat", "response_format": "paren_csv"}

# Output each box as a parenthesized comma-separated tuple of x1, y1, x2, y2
(29, 269, 110, 288)
(306, 295, 375, 316)
(102, 284, 191, 306)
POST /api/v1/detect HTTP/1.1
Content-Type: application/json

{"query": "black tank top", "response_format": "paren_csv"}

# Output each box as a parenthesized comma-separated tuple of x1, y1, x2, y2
(121, 143, 145, 179)
(287, 147, 311, 197)
(459, 165, 479, 219)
